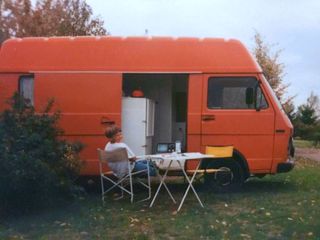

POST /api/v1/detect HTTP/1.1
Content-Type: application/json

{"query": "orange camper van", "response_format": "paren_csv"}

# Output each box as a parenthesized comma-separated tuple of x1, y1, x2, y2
(0, 36, 294, 189)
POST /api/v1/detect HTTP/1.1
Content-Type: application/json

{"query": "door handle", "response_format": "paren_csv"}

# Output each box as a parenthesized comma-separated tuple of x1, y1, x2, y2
(100, 116, 115, 125)
(202, 115, 215, 121)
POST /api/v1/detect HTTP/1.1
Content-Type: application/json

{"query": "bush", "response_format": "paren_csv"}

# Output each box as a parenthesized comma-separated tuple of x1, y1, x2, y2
(311, 126, 320, 147)
(0, 94, 83, 215)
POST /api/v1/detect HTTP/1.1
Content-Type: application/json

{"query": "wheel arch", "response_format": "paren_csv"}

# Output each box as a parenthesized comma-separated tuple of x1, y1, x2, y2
(232, 148, 250, 180)
(201, 148, 250, 180)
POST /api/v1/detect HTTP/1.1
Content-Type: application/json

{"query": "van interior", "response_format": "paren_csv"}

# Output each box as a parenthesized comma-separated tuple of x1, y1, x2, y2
(123, 74, 188, 153)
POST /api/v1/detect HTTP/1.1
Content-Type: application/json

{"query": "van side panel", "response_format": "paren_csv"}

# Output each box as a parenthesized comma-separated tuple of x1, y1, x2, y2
(35, 73, 122, 175)
(0, 74, 19, 111)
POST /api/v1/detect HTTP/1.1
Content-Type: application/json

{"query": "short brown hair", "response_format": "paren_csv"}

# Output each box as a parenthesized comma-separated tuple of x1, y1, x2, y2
(105, 125, 121, 139)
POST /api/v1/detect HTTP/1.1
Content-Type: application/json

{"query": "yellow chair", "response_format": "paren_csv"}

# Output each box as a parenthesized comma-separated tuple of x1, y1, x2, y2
(186, 146, 234, 175)
(205, 146, 233, 158)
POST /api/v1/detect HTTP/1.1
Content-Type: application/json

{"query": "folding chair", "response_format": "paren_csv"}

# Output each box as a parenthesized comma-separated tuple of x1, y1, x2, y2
(186, 146, 234, 181)
(97, 148, 151, 203)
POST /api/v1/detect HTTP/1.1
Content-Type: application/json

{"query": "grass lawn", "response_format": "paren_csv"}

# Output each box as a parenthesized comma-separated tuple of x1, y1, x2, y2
(1, 157, 320, 240)
(294, 139, 318, 149)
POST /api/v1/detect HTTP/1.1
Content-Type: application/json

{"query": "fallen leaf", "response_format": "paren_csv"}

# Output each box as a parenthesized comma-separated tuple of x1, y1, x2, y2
(129, 217, 139, 223)
(240, 233, 251, 239)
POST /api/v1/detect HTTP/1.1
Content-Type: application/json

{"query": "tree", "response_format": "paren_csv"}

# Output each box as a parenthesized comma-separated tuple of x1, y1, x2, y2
(296, 92, 319, 125)
(0, 93, 83, 215)
(252, 32, 295, 112)
(294, 92, 320, 140)
(306, 91, 320, 118)
(0, 0, 107, 43)
(283, 100, 296, 122)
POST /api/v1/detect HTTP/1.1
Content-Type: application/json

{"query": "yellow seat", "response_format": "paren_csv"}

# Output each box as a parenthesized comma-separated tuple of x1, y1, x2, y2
(205, 146, 233, 158)
(186, 146, 234, 177)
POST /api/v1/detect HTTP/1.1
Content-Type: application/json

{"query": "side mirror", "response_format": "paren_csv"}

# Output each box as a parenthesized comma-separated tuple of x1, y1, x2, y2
(245, 87, 254, 105)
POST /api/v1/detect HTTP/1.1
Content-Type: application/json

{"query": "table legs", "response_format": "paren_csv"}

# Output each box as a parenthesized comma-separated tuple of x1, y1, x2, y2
(149, 158, 204, 212)
(177, 159, 204, 212)
(149, 160, 176, 208)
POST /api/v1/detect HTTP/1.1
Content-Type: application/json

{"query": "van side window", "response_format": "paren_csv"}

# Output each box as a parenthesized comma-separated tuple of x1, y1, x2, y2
(19, 76, 34, 106)
(207, 77, 268, 109)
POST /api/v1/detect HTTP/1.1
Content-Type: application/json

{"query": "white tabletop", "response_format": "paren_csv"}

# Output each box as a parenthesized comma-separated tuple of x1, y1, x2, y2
(139, 152, 214, 161)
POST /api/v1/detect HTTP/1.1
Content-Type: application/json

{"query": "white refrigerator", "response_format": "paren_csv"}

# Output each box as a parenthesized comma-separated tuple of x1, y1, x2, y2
(121, 97, 155, 156)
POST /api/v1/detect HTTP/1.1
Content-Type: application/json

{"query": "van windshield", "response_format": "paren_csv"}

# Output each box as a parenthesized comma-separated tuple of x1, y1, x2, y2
(262, 75, 284, 111)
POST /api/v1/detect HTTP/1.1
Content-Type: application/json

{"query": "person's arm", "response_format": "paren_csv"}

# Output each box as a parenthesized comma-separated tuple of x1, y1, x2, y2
(121, 143, 136, 162)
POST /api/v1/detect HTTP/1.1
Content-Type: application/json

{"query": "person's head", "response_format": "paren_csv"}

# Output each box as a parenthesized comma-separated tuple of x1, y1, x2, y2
(105, 125, 122, 143)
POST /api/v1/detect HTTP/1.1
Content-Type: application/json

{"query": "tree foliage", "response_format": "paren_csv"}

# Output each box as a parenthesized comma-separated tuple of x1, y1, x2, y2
(294, 92, 320, 142)
(0, 0, 107, 43)
(0, 93, 83, 215)
(252, 32, 294, 112)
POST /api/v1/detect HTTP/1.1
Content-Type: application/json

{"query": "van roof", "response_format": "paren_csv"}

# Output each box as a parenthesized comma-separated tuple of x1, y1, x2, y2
(0, 36, 261, 73)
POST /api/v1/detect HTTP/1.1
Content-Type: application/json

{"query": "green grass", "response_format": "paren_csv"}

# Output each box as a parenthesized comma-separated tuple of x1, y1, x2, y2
(294, 139, 318, 148)
(1, 157, 320, 239)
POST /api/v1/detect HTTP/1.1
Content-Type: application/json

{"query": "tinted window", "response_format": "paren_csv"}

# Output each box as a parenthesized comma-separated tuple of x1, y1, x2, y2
(19, 76, 34, 106)
(207, 77, 268, 109)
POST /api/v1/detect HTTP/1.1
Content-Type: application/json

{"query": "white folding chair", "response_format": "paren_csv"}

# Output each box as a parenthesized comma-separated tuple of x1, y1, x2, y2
(97, 148, 151, 203)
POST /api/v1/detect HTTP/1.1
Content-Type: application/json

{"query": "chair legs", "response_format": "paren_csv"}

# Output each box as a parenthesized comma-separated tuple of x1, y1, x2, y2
(100, 169, 151, 203)
(101, 173, 105, 203)
(136, 162, 152, 202)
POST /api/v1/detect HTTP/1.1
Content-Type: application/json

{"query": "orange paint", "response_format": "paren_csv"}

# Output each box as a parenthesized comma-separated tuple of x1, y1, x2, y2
(0, 36, 294, 176)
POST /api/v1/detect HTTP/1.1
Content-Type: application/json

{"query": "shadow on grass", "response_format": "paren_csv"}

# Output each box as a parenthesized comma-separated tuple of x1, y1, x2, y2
(241, 178, 296, 193)
(77, 175, 297, 198)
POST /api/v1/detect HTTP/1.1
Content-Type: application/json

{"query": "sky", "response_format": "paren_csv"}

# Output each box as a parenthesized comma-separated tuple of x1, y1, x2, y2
(86, 0, 320, 107)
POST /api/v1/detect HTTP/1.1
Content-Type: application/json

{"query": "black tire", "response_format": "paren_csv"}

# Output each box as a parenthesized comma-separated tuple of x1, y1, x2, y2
(203, 158, 244, 192)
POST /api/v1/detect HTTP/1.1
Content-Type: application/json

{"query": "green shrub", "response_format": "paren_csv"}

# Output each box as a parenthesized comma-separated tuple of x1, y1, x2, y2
(0, 94, 83, 215)
(311, 126, 320, 147)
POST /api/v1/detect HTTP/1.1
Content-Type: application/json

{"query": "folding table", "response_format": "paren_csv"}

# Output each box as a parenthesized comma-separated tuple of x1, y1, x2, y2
(144, 152, 214, 212)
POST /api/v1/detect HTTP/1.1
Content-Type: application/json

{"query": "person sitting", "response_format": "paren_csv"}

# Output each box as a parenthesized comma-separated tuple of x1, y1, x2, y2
(104, 124, 156, 178)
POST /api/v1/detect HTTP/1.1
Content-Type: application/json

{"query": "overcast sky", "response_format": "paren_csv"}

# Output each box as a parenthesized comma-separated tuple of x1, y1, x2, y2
(87, 0, 320, 107)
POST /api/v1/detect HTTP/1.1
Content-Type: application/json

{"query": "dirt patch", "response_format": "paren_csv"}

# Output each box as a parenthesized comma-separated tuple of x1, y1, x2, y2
(295, 147, 320, 162)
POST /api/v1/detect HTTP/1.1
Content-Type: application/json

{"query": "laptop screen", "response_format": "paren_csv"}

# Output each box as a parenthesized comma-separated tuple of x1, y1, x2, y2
(156, 143, 175, 153)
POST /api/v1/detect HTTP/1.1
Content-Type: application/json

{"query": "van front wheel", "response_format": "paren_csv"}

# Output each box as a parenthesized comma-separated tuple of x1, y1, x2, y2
(204, 159, 244, 192)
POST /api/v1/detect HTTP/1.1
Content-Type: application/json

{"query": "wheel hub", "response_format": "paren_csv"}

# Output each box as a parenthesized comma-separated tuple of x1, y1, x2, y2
(214, 167, 233, 186)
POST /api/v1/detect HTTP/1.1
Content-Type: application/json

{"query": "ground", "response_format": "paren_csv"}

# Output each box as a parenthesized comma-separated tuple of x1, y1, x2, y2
(296, 147, 320, 162)
(1, 140, 320, 239)
(1, 156, 320, 239)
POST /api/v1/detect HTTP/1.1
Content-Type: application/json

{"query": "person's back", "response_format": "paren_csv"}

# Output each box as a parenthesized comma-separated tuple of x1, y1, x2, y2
(104, 125, 156, 177)
(105, 141, 135, 178)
